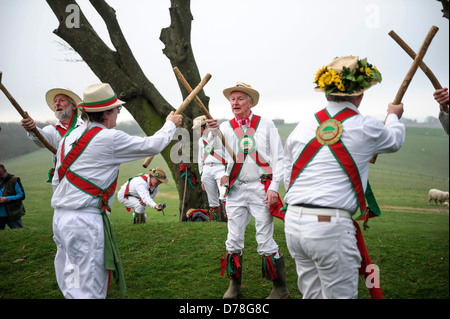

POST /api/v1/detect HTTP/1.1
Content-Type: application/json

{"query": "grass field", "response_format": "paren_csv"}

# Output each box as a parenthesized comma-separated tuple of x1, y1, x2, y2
(0, 126, 448, 300)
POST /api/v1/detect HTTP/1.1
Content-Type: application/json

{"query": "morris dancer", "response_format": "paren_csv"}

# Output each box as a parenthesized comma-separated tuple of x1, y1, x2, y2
(21, 88, 83, 169)
(207, 82, 289, 299)
(117, 167, 168, 224)
(193, 115, 227, 221)
(283, 56, 405, 299)
(51, 83, 182, 299)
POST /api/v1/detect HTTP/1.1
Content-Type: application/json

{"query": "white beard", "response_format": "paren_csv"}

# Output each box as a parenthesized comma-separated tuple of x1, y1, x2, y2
(55, 107, 73, 122)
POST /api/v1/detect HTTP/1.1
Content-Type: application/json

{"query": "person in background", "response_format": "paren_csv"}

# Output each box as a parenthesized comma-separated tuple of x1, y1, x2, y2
(117, 167, 168, 224)
(193, 115, 227, 221)
(0, 164, 26, 230)
(21, 88, 83, 176)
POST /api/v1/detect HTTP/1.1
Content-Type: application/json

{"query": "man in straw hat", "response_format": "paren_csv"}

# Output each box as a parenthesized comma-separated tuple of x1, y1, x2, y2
(207, 82, 289, 299)
(117, 167, 169, 224)
(193, 115, 227, 221)
(51, 83, 182, 299)
(282, 56, 405, 299)
(21, 88, 83, 168)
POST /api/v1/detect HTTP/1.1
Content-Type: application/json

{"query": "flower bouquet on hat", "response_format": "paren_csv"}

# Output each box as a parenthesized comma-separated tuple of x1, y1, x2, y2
(314, 56, 382, 96)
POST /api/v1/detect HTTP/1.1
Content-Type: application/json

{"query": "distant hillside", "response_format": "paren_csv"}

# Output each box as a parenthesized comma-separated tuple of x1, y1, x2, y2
(0, 120, 145, 162)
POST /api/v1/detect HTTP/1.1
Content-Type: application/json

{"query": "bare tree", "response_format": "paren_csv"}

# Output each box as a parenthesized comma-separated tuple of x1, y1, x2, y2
(436, 0, 449, 19)
(46, 0, 209, 220)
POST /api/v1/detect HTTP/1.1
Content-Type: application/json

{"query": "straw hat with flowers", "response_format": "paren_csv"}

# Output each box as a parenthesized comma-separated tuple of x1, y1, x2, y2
(314, 56, 382, 96)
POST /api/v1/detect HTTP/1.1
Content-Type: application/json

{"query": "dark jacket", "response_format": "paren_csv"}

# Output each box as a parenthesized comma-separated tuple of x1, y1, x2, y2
(1, 174, 26, 221)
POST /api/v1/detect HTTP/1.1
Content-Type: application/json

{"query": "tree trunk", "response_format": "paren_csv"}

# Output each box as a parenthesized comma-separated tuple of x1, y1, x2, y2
(46, 0, 209, 220)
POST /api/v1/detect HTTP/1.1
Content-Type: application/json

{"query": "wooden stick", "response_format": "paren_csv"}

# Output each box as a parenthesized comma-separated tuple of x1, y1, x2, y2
(142, 155, 154, 168)
(0, 72, 57, 154)
(388, 30, 447, 112)
(389, 30, 442, 90)
(370, 26, 439, 164)
(173, 67, 237, 163)
(175, 73, 211, 115)
(180, 164, 188, 222)
(142, 73, 212, 167)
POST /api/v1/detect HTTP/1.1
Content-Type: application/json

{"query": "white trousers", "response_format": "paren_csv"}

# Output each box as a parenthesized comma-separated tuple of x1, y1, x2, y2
(201, 164, 226, 207)
(284, 207, 361, 299)
(225, 181, 278, 256)
(117, 187, 146, 215)
(53, 208, 109, 299)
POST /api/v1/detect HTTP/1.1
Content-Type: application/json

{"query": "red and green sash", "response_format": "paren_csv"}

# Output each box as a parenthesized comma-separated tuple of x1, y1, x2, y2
(203, 139, 227, 166)
(58, 127, 118, 214)
(124, 174, 148, 199)
(227, 115, 285, 220)
(288, 107, 383, 299)
(54, 125, 68, 137)
(57, 126, 126, 298)
(227, 115, 271, 191)
(288, 108, 380, 223)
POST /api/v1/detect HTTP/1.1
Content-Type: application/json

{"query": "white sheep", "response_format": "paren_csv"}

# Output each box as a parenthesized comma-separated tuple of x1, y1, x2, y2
(428, 189, 450, 205)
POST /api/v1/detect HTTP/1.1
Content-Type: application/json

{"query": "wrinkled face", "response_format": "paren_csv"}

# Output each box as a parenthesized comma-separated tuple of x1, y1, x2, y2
(229, 91, 252, 119)
(53, 94, 75, 121)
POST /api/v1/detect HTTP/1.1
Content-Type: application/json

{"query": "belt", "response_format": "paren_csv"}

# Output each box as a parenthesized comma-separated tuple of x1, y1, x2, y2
(287, 204, 352, 221)
(204, 162, 225, 167)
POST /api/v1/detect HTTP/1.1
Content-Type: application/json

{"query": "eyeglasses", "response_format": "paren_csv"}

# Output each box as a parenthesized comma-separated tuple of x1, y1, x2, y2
(152, 169, 166, 179)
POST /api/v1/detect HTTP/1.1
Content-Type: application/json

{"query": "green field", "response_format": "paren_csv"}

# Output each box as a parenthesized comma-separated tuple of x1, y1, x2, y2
(0, 126, 448, 299)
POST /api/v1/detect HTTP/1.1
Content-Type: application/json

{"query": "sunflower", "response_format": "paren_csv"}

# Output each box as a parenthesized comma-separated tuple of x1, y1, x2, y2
(314, 65, 327, 83)
(333, 76, 345, 92)
(319, 69, 338, 87)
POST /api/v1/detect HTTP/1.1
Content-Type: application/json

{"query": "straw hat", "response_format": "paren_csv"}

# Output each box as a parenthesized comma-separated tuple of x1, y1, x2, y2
(45, 88, 81, 111)
(223, 82, 260, 107)
(192, 115, 207, 129)
(314, 56, 382, 96)
(149, 167, 168, 184)
(77, 83, 125, 112)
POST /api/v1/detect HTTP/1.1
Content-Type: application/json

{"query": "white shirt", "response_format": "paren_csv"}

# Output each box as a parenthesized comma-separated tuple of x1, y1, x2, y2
(51, 121, 176, 213)
(218, 114, 284, 192)
(118, 174, 159, 209)
(283, 101, 405, 214)
(27, 119, 83, 165)
(197, 132, 227, 175)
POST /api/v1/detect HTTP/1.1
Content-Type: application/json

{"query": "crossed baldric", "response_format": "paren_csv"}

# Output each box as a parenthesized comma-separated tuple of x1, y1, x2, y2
(1, 26, 443, 166)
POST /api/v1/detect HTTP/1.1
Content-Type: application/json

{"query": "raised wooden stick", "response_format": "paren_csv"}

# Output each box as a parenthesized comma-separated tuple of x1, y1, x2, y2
(173, 67, 237, 163)
(388, 30, 446, 112)
(142, 73, 212, 168)
(0, 72, 57, 154)
(370, 26, 439, 164)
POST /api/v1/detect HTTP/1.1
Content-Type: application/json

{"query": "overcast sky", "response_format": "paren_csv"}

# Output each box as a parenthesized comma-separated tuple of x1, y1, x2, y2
(0, 0, 449, 124)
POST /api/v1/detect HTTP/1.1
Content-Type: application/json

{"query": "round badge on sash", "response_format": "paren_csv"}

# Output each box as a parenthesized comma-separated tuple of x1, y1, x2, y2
(316, 119, 343, 145)
(204, 143, 214, 155)
(239, 135, 255, 153)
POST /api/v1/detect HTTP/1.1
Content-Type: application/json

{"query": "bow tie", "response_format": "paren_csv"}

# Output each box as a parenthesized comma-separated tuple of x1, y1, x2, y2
(237, 117, 250, 127)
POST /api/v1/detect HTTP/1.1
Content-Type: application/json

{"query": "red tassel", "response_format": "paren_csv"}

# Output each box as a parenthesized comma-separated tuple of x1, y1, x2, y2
(353, 220, 383, 299)
(220, 256, 227, 277)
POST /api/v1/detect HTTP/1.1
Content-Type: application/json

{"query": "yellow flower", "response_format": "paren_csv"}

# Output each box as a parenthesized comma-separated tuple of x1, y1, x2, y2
(365, 67, 371, 77)
(319, 70, 338, 87)
(373, 66, 378, 73)
(333, 76, 345, 92)
(314, 66, 327, 83)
